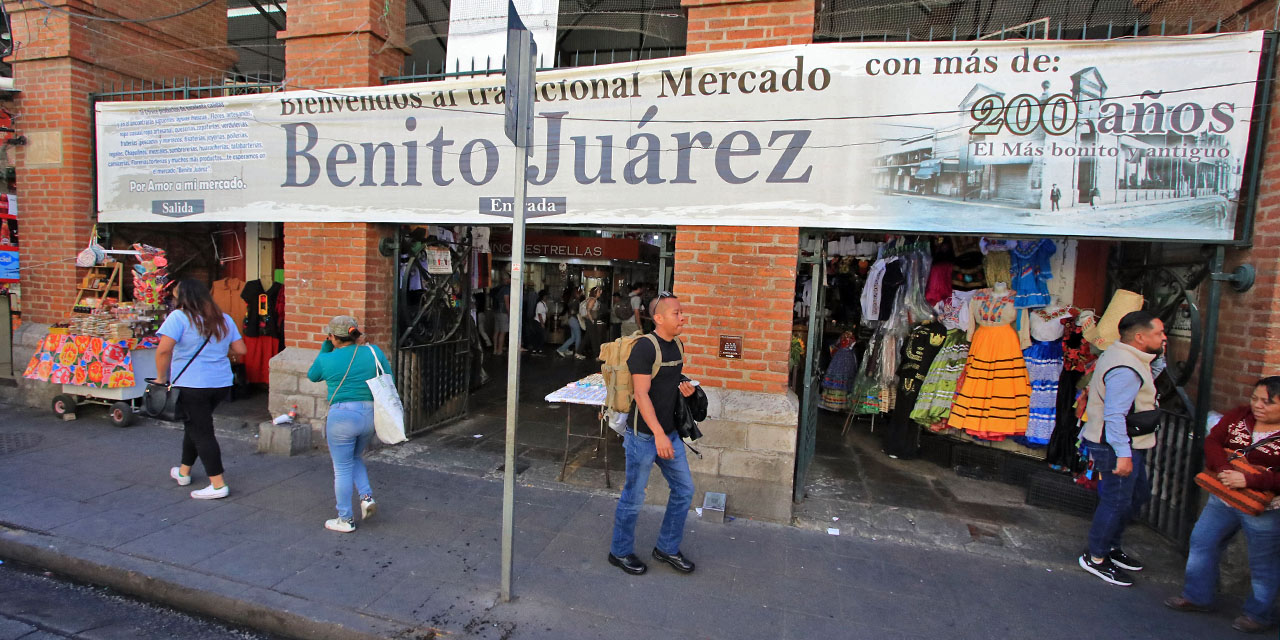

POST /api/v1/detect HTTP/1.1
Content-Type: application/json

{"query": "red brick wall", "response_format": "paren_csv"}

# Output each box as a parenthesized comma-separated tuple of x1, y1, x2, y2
(674, 0, 813, 396)
(7, 0, 231, 325)
(683, 0, 817, 52)
(674, 226, 799, 393)
(279, 1, 405, 351)
(1206, 1, 1280, 410)
(282, 224, 393, 349)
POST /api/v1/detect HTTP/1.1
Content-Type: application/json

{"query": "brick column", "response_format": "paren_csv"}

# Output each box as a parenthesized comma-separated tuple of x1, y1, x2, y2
(659, 0, 815, 521)
(271, 1, 406, 425)
(6, 0, 230, 406)
(1207, 2, 1280, 410)
(9, 0, 231, 325)
(683, 0, 817, 52)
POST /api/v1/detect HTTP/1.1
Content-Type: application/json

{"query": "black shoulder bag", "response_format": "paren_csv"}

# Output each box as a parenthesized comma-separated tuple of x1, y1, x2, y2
(143, 336, 211, 422)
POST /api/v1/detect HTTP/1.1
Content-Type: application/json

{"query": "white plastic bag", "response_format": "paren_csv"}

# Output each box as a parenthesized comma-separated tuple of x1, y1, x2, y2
(365, 345, 407, 444)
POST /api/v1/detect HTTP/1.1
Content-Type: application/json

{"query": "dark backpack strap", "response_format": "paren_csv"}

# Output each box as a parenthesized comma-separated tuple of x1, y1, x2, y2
(1230, 433, 1280, 460)
(169, 336, 211, 387)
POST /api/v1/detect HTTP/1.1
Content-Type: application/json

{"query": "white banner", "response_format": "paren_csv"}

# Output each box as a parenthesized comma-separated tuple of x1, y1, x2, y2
(96, 33, 1267, 241)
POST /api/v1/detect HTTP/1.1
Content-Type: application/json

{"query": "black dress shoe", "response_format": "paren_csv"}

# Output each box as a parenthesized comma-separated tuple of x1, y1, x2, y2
(652, 548, 695, 573)
(607, 553, 647, 575)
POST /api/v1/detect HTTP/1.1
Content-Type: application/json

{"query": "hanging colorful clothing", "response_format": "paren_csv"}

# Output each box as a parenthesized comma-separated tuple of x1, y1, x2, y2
(885, 321, 948, 458)
(1046, 317, 1098, 470)
(820, 341, 859, 412)
(1021, 339, 1064, 446)
(947, 288, 1031, 439)
(952, 249, 986, 291)
(1010, 239, 1056, 308)
(983, 250, 1012, 289)
(925, 261, 954, 306)
(910, 330, 970, 429)
(934, 289, 977, 333)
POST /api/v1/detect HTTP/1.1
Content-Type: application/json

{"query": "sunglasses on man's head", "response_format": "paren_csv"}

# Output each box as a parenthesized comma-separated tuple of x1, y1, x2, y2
(658, 291, 675, 298)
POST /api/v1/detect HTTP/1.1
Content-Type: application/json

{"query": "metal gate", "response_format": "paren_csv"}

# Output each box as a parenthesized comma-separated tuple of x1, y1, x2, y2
(1108, 244, 1253, 545)
(793, 236, 826, 502)
(394, 230, 481, 435)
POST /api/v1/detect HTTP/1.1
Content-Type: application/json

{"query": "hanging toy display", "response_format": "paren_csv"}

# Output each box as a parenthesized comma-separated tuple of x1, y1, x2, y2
(131, 243, 170, 306)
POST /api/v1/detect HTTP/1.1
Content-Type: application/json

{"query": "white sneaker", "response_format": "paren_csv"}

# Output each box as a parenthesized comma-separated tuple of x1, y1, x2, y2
(574, 353, 586, 360)
(360, 496, 377, 520)
(169, 467, 191, 486)
(556, 350, 569, 358)
(190, 485, 228, 500)
(325, 517, 355, 533)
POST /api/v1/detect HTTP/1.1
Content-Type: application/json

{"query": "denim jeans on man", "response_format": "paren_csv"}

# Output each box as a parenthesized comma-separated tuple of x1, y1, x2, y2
(326, 401, 375, 520)
(1183, 496, 1280, 624)
(1086, 441, 1150, 559)
(610, 428, 695, 557)
(557, 317, 582, 355)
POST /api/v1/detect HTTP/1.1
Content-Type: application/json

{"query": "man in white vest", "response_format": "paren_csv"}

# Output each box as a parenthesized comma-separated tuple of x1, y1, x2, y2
(1078, 310, 1166, 587)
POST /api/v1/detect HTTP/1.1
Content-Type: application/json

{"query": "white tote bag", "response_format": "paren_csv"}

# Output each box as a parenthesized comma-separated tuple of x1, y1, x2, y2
(365, 346, 407, 444)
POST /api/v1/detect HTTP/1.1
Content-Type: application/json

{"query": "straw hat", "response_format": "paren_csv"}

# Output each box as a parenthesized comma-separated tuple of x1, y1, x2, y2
(1084, 289, 1144, 350)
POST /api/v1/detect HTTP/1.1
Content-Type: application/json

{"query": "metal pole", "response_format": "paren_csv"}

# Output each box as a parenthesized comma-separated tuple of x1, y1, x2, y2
(1191, 245, 1224, 540)
(500, 139, 530, 604)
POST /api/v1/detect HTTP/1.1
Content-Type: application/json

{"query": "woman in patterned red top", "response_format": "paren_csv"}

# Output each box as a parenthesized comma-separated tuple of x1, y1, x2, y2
(1166, 377, 1280, 634)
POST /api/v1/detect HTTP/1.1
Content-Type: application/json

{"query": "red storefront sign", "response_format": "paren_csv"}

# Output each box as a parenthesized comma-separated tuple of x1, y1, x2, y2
(490, 234, 654, 261)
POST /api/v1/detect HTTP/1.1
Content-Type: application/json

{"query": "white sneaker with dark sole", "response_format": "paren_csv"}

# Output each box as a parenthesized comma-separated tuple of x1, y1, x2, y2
(325, 518, 355, 533)
(1079, 553, 1134, 587)
(190, 485, 228, 500)
(169, 467, 191, 486)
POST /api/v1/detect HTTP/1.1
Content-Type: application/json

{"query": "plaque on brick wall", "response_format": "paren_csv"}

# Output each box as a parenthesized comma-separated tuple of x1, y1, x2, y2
(718, 335, 742, 359)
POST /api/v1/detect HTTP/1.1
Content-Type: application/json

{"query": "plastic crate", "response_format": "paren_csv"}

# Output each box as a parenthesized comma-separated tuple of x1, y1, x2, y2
(1025, 470, 1099, 517)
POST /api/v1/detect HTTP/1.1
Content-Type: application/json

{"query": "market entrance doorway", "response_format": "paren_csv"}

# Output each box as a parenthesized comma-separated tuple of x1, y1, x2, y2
(395, 226, 480, 435)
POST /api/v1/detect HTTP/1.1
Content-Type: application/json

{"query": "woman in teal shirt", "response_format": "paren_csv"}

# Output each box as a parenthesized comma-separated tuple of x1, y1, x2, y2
(308, 316, 394, 533)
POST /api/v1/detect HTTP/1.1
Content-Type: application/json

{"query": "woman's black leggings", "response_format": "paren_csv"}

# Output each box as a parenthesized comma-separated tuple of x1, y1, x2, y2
(177, 386, 230, 477)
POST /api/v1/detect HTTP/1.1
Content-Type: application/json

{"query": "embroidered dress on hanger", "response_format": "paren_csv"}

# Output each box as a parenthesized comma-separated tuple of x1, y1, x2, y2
(910, 329, 970, 429)
(1010, 239, 1056, 308)
(860, 257, 893, 323)
(1046, 317, 1097, 469)
(946, 288, 1032, 439)
(1019, 306, 1075, 445)
(885, 321, 948, 458)
(1021, 339, 1064, 445)
(820, 334, 859, 412)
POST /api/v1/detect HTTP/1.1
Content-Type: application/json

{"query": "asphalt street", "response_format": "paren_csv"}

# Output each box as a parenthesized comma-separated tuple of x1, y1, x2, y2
(0, 562, 272, 640)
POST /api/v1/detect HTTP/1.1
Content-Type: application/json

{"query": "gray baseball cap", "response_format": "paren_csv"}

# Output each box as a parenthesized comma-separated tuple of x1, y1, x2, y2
(327, 315, 360, 337)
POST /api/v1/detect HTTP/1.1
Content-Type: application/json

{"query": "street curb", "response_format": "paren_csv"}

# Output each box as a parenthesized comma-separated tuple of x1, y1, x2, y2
(0, 523, 441, 640)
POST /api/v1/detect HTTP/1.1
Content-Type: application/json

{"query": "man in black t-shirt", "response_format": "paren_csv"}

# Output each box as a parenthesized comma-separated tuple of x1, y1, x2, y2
(608, 292, 698, 576)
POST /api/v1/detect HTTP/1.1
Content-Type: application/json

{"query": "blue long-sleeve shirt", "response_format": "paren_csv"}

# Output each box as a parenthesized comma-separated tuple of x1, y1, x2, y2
(1101, 356, 1165, 457)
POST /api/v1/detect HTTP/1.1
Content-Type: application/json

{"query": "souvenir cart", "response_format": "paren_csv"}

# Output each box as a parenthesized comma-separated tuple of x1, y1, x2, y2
(24, 244, 170, 426)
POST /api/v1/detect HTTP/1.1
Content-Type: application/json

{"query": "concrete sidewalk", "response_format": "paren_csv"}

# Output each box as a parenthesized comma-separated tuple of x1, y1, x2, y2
(0, 402, 1252, 640)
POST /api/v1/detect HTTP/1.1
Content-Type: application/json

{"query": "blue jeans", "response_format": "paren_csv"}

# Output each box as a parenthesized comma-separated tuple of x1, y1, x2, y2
(326, 401, 375, 520)
(610, 428, 695, 557)
(1183, 496, 1280, 624)
(557, 317, 582, 354)
(1085, 441, 1150, 559)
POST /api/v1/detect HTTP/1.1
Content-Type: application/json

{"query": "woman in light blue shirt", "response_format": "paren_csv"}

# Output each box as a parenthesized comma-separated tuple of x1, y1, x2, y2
(155, 279, 246, 500)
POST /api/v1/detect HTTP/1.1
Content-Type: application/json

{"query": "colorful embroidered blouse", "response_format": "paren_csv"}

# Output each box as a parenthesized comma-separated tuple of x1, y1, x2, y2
(970, 288, 1017, 328)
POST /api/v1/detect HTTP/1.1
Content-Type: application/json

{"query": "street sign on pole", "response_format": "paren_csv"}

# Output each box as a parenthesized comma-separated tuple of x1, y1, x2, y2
(504, 2, 536, 155)
(500, 0, 536, 604)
